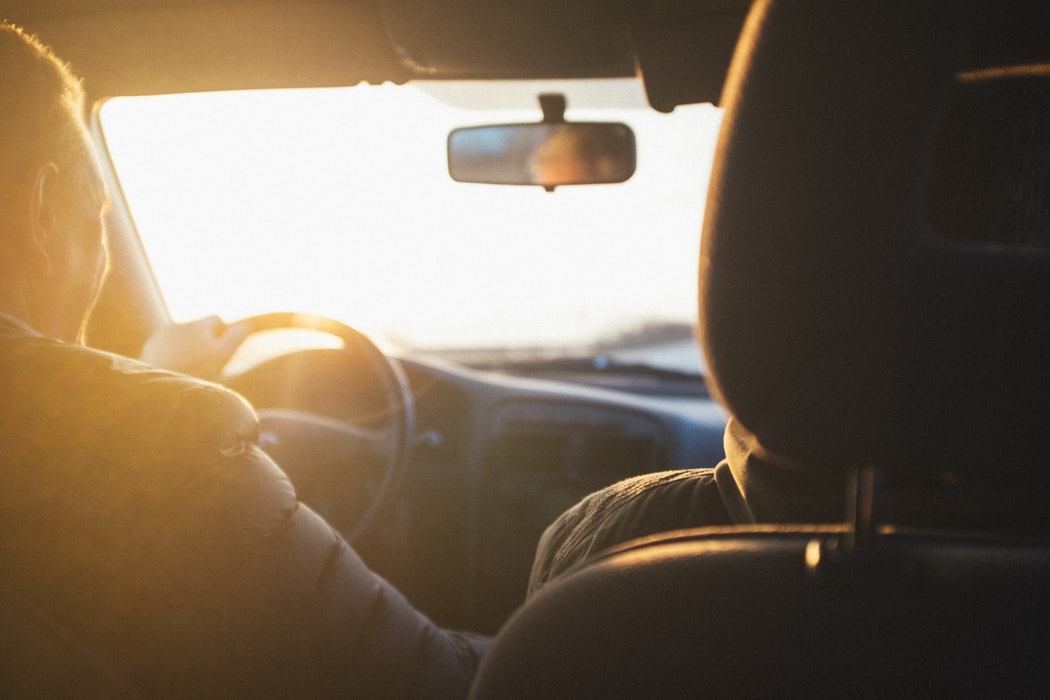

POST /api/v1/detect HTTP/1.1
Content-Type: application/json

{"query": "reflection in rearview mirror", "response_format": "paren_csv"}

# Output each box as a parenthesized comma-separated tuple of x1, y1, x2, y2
(448, 123, 636, 188)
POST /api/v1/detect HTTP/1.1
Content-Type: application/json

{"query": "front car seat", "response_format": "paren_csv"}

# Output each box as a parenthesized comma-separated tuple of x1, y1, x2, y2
(469, 1, 1050, 696)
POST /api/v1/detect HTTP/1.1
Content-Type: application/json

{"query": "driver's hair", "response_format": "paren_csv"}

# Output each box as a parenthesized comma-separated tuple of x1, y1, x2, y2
(0, 22, 95, 230)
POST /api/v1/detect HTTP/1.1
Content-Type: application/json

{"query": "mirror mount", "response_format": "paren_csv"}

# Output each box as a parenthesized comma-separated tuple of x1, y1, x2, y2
(539, 93, 567, 124)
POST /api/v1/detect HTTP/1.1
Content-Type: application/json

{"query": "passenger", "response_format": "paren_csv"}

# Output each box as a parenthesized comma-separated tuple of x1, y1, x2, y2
(529, 75, 1050, 594)
(0, 22, 487, 697)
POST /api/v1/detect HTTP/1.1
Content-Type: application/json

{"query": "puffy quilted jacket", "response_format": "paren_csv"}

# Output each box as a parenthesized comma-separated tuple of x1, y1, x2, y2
(0, 318, 487, 697)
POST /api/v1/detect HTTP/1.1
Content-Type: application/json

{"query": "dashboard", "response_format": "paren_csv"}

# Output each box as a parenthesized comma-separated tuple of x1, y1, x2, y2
(390, 355, 727, 632)
(228, 348, 727, 633)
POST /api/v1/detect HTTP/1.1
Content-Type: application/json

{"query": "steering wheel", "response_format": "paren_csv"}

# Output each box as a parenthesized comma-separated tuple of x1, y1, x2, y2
(227, 312, 415, 543)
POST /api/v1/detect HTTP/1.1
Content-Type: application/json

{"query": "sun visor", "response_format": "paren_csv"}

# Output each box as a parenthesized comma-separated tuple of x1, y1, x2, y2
(378, 0, 634, 78)
(630, 0, 750, 111)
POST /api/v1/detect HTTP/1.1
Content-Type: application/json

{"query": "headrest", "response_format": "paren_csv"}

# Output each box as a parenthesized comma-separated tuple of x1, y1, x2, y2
(699, 0, 1050, 484)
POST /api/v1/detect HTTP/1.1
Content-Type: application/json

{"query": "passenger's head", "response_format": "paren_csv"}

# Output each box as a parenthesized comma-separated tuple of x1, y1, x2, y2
(0, 22, 106, 342)
(928, 76, 1050, 248)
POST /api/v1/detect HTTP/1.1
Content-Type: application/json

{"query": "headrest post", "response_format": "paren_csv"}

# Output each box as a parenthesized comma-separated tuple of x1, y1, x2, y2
(846, 464, 882, 554)
(539, 93, 566, 124)
(807, 464, 913, 596)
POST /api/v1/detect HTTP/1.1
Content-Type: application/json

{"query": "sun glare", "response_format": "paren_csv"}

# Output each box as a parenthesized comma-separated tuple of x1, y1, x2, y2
(99, 81, 721, 354)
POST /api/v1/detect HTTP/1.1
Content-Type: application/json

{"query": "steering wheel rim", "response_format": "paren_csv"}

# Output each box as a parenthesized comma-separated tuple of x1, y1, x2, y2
(233, 312, 415, 543)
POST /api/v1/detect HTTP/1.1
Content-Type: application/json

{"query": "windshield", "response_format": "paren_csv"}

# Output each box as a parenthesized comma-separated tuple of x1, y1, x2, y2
(100, 79, 721, 374)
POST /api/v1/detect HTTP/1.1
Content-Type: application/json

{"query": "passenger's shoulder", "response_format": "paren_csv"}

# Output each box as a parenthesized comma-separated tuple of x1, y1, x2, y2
(529, 468, 726, 594)
(574, 468, 720, 517)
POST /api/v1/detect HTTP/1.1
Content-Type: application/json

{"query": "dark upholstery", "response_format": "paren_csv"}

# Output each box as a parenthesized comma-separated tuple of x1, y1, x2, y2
(472, 527, 1050, 698)
(469, 1, 1050, 696)
(699, 0, 1050, 481)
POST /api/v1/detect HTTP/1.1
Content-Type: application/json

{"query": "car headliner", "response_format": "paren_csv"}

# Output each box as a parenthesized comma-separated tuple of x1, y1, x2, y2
(0, 0, 750, 108)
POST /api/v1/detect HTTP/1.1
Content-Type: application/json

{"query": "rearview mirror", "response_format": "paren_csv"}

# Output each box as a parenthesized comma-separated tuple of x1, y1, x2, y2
(448, 123, 636, 189)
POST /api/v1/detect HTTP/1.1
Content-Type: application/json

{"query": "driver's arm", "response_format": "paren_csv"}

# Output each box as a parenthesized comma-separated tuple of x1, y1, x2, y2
(4, 332, 490, 697)
(139, 315, 250, 380)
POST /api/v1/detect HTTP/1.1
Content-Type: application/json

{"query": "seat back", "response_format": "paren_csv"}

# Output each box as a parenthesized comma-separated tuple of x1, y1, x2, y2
(470, 527, 1050, 698)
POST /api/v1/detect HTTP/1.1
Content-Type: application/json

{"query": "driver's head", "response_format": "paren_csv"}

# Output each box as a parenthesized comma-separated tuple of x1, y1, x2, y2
(0, 22, 107, 342)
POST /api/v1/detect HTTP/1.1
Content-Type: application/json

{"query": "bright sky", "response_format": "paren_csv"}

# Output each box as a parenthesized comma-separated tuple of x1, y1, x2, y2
(100, 79, 721, 355)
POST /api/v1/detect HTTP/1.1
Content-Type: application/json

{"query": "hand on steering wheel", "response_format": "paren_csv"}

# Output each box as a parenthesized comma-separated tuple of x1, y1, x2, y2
(140, 316, 251, 380)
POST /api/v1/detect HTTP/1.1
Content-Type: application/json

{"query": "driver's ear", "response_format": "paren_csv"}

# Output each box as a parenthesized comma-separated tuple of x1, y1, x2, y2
(28, 162, 60, 277)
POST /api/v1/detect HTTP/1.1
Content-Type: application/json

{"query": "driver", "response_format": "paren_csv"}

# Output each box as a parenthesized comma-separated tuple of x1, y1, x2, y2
(0, 22, 487, 697)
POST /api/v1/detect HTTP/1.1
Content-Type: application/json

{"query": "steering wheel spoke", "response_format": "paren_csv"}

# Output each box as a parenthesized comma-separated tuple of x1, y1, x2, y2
(257, 409, 390, 463)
